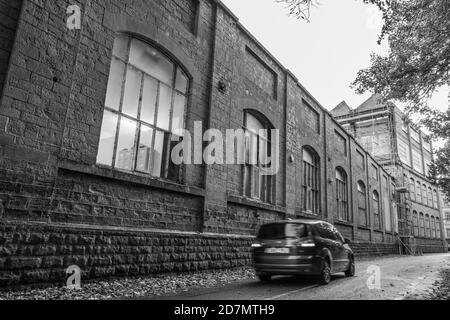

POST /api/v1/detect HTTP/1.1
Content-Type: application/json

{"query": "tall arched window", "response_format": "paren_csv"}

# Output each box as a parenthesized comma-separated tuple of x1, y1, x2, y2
(373, 191, 381, 230)
(413, 211, 419, 237)
(416, 181, 422, 203)
(436, 217, 441, 239)
(433, 190, 439, 209)
(419, 213, 425, 237)
(409, 178, 415, 201)
(431, 216, 436, 238)
(425, 214, 431, 238)
(428, 187, 433, 208)
(335, 168, 349, 221)
(357, 181, 368, 226)
(302, 147, 320, 215)
(422, 184, 428, 205)
(97, 34, 189, 182)
(243, 110, 274, 203)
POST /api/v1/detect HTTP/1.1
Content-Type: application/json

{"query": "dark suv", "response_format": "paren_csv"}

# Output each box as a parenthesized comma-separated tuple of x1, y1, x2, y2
(252, 220, 355, 284)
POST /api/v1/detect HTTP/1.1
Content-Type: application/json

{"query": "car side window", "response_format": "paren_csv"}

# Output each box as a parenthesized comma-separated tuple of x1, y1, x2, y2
(332, 227, 344, 243)
(317, 223, 334, 240)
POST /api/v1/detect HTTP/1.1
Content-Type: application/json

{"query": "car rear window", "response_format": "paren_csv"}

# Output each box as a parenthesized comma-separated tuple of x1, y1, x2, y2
(257, 223, 310, 240)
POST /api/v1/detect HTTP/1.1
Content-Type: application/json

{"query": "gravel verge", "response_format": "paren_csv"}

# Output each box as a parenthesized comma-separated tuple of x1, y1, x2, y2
(0, 268, 256, 300)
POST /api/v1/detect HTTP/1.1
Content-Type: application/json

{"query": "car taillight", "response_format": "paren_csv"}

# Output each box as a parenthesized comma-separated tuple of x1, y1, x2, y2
(251, 243, 263, 248)
(298, 240, 316, 248)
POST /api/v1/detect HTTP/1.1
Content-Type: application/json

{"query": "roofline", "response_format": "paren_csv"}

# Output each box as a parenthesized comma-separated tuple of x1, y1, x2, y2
(210, 0, 395, 183)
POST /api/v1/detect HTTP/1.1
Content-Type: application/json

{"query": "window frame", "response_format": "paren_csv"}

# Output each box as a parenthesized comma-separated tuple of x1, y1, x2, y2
(242, 110, 275, 204)
(97, 34, 190, 182)
(335, 167, 349, 222)
(301, 147, 321, 215)
(373, 190, 382, 230)
(357, 181, 368, 227)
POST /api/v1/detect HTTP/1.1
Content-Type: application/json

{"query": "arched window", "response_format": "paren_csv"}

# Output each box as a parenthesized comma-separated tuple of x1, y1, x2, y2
(433, 190, 439, 209)
(335, 168, 349, 221)
(425, 214, 431, 238)
(428, 187, 433, 207)
(373, 191, 381, 230)
(419, 213, 425, 237)
(416, 181, 422, 203)
(422, 184, 428, 205)
(97, 34, 189, 181)
(409, 178, 415, 201)
(431, 216, 436, 239)
(302, 147, 320, 215)
(436, 217, 441, 239)
(357, 181, 368, 226)
(413, 211, 419, 237)
(243, 110, 274, 203)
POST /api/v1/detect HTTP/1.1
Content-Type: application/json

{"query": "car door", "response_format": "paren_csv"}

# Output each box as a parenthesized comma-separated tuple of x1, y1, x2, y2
(331, 226, 349, 272)
(316, 223, 341, 272)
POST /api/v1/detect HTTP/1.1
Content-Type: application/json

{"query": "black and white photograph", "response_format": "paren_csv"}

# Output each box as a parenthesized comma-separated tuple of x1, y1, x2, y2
(0, 0, 449, 313)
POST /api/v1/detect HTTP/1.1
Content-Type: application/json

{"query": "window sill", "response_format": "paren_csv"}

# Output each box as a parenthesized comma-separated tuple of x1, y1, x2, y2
(334, 220, 353, 228)
(357, 225, 371, 231)
(373, 229, 384, 233)
(227, 195, 286, 214)
(58, 161, 206, 198)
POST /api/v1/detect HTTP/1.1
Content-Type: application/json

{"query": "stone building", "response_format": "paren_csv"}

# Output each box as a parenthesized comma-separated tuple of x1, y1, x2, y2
(441, 194, 450, 243)
(332, 95, 447, 254)
(0, 0, 446, 286)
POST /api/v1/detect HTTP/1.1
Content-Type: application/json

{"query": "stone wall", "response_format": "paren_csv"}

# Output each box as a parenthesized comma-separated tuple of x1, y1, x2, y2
(0, 222, 253, 287)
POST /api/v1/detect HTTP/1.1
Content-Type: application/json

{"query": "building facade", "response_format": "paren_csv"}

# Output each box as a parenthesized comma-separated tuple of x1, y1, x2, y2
(332, 96, 447, 254)
(441, 194, 450, 243)
(0, 0, 445, 286)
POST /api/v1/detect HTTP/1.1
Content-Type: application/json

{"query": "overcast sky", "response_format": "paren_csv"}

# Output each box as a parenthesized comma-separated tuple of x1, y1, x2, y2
(221, 0, 449, 113)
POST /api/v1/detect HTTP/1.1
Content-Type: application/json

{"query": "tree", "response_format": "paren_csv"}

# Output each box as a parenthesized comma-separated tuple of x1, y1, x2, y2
(351, 0, 450, 199)
(279, 0, 450, 199)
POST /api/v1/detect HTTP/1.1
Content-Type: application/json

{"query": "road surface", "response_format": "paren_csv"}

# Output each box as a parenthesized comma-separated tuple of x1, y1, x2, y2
(149, 254, 450, 300)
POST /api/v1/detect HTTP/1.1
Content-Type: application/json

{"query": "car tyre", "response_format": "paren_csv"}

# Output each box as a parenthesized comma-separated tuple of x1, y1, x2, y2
(345, 257, 355, 277)
(258, 274, 272, 283)
(318, 259, 331, 285)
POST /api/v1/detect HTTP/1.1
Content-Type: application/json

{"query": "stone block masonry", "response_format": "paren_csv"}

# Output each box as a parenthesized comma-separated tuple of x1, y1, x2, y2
(0, 222, 253, 287)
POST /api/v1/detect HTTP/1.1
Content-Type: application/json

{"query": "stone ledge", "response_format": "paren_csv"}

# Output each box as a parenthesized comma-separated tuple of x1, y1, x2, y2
(227, 195, 286, 214)
(58, 161, 206, 198)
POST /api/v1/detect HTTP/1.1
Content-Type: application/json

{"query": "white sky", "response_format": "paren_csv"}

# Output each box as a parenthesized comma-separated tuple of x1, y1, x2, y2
(221, 0, 449, 113)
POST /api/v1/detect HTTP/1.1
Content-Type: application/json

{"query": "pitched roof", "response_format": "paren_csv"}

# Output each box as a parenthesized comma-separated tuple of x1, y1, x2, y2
(330, 101, 352, 117)
(355, 94, 386, 113)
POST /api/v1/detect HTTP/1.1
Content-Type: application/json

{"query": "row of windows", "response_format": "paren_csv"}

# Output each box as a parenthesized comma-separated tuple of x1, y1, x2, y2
(406, 176, 439, 209)
(96, 34, 388, 229)
(412, 211, 441, 239)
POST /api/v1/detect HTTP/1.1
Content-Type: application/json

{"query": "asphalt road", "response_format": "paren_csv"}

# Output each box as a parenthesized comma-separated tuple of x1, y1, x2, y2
(151, 254, 450, 300)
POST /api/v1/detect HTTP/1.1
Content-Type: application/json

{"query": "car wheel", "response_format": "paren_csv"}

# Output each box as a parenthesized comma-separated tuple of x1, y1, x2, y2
(345, 257, 355, 277)
(318, 259, 331, 285)
(258, 274, 272, 283)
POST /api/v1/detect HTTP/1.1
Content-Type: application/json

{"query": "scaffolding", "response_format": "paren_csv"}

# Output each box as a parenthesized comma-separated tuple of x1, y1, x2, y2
(338, 105, 417, 253)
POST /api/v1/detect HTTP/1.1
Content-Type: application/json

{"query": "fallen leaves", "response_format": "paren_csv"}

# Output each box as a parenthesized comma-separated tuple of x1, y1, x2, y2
(0, 268, 256, 300)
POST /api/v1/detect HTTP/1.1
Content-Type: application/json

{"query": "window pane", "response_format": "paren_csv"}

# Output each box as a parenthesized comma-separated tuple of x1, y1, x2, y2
(136, 125, 154, 173)
(246, 113, 264, 133)
(129, 39, 174, 85)
(141, 75, 158, 125)
(172, 93, 186, 133)
(115, 118, 137, 171)
(175, 68, 188, 93)
(152, 131, 166, 178)
(97, 111, 118, 166)
(105, 58, 125, 111)
(157, 84, 172, 131)
(122, 67, 142, 118)
(112, 34, 129, 60)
